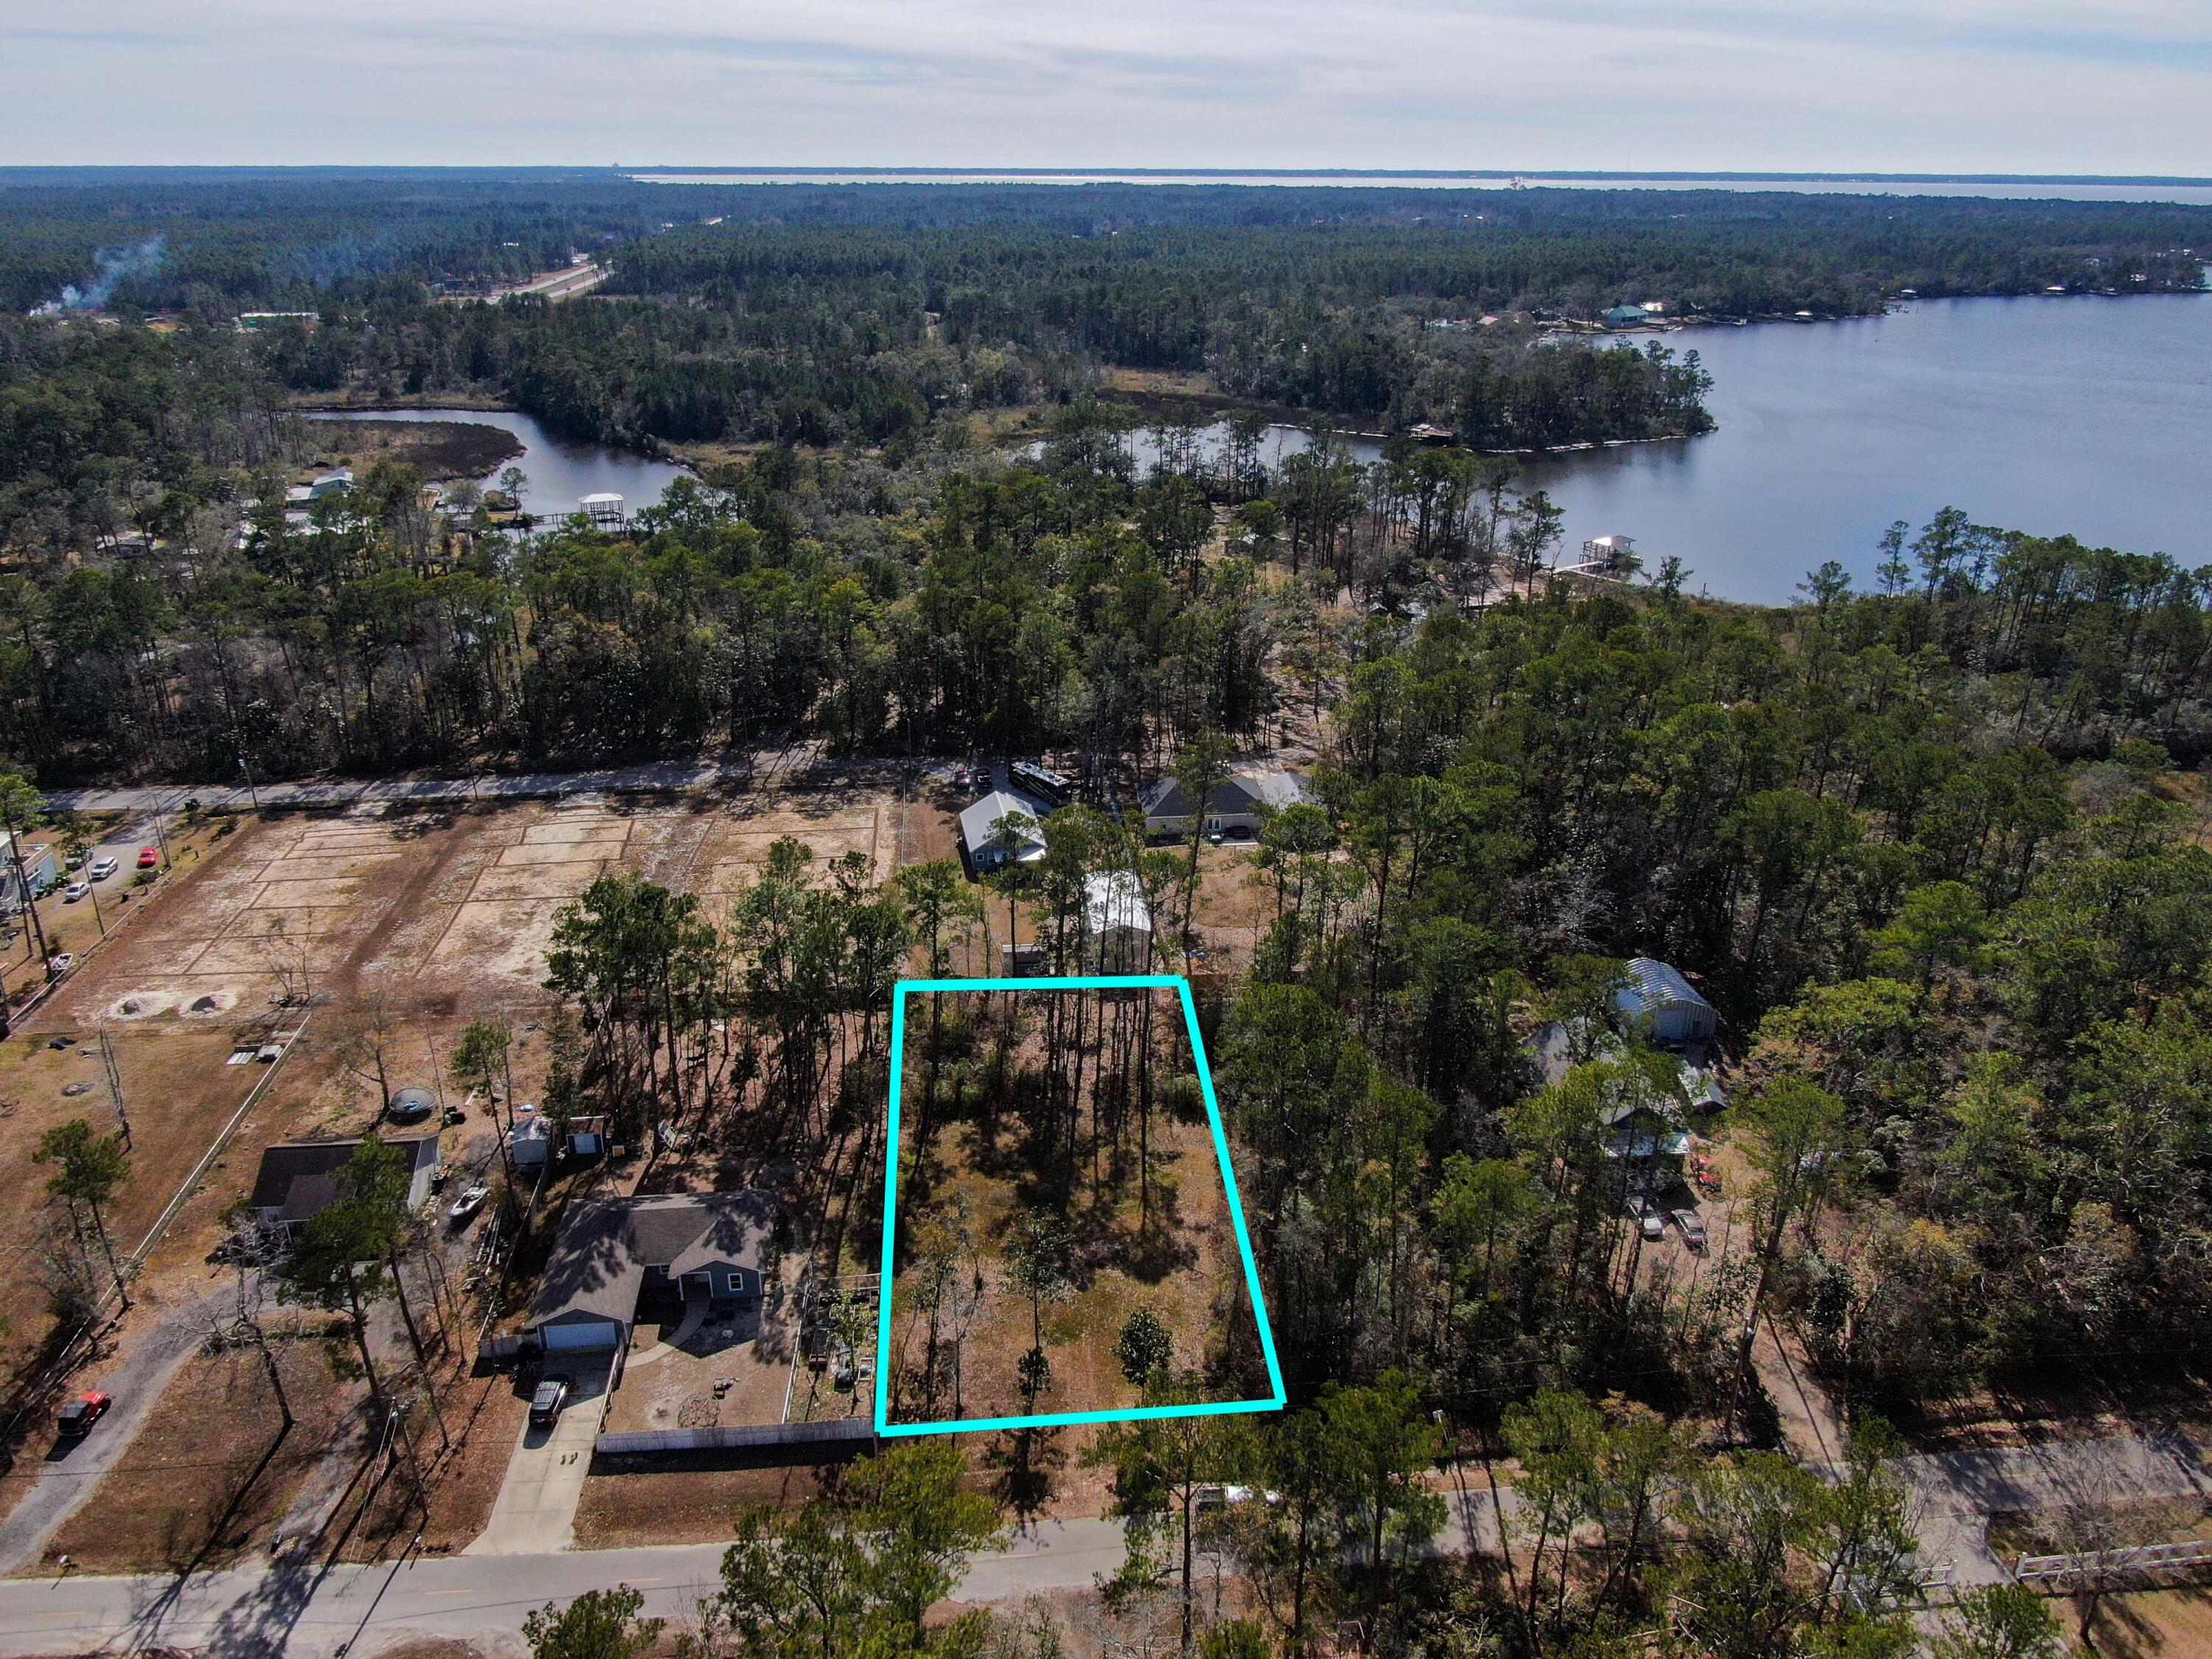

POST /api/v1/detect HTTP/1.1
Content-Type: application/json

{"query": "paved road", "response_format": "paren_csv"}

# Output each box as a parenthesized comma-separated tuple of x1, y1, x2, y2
(0, 1520, 1131, 1658)
(1885, 1430, 2212, 1585)
(0, 1294, 220, 1574)
(41, 754, 846, 818)
(0, 1430, 2200, 1653)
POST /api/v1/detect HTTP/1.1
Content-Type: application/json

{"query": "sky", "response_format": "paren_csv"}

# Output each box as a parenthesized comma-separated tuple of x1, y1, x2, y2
(4, 0, 2211, 173)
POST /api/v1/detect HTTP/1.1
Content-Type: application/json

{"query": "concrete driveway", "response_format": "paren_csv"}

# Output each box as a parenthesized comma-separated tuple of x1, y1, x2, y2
(465, 1354, 614, 1556)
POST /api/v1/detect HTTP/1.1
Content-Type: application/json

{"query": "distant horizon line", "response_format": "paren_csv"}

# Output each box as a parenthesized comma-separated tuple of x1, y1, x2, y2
(2, 164, 2211, 187)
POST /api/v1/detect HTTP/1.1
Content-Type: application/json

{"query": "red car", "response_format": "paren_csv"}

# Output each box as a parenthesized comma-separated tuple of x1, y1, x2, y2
(136, 846, 159, 869)
(57, 1391, 111, 1437)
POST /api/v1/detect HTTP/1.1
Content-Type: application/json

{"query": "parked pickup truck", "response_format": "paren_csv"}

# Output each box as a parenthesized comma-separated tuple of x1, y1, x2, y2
(57, 1391, 111, 1437)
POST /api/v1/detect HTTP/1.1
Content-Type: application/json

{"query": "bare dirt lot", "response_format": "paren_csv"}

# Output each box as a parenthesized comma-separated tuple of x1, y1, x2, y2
(35, 788, 897, 1029)
(2, 781, 918, 1557)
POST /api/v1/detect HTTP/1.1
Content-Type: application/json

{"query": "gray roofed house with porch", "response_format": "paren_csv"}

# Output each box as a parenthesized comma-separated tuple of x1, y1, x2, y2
(525, 1191, 779, 1366)
(249, 1133, 442, 1235)
(1140, 768, 1311, 839)
(959, 789, 1049, 873)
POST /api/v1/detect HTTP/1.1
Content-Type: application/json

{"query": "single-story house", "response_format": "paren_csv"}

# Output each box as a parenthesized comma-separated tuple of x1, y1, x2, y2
(1613, 958, 1716, 1048)
(526, 1191, 778, 1359)
(249, 1133, 442, 1235)
(1600, 1100, 1692, 1164)
(1084, 871, 1153, 973)
(1601, 304, 1652, 328)
(307, 468, 353, 501)
(1140, 768, 1312, 839)
(960, 790, 1049, 872)
(1, 839, 58, 906)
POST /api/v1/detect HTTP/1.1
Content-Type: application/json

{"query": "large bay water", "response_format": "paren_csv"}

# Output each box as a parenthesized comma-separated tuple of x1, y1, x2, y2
(1113, 294, 2212, 604)
(1527, 296, 2212, 602)
(636, 172, 2212, 204)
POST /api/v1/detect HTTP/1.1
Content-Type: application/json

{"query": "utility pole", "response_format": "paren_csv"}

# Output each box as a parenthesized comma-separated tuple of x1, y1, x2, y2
(4, 824, 53, 979)
(99, 1031, 131, 1150)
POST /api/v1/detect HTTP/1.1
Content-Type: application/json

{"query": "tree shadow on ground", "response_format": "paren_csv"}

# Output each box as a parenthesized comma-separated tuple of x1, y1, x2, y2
(983, 1426, 1067, 1530)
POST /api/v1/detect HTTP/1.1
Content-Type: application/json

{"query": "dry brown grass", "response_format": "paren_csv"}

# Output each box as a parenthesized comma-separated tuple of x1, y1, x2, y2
(35, 1343, 356, 1575)
(884, 988, 1265, 1429)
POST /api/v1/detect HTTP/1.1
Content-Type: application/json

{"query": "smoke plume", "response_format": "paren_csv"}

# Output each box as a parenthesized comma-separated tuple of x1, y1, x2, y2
(35, 236, 166, 314)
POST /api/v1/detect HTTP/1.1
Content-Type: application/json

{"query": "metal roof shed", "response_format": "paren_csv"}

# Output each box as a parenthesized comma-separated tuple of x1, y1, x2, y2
(1613, 958, 1715, 1046)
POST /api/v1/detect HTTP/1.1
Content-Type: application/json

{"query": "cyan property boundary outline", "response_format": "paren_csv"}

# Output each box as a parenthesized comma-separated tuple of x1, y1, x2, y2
(874, 974, 1287, 1436)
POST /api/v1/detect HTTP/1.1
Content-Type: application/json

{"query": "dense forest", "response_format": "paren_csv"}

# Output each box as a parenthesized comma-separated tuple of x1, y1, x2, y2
(4, 172, 2208, 450)
(9, 170, 2208, 318)
(364, 465, 2206, 1659)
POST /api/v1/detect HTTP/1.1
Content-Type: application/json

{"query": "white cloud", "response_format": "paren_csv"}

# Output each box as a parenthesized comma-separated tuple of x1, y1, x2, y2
(1, 0, 2206, 170)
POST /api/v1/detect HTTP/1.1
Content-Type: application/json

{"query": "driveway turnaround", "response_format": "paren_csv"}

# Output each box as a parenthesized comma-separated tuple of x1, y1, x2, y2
(466, 1354, 614, 1555)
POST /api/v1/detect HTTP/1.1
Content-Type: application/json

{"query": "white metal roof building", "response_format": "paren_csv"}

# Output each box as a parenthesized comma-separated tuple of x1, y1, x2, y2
(1083, 870, 1152, 972)
(1612, 958, 1716, 1047)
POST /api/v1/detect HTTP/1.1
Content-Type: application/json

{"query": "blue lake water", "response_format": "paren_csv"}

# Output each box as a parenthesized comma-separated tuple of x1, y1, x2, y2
(313, 408, 692, 521)
(1113, 294, 2212, 603)
(330, 292, 2212, 605)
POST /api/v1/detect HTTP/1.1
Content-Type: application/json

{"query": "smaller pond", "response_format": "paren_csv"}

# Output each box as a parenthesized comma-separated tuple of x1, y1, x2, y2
(313, 408, 692, 520)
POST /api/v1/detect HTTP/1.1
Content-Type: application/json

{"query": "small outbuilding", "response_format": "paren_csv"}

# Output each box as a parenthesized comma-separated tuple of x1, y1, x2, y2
(1613, 958, 1716, 1048)
(960, 790, 1048, 873)
(1083, 871, 1153, 973)
(508, 1115, 554, 1169)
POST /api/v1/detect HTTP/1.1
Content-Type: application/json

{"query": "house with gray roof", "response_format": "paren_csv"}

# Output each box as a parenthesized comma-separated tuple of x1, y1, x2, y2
(249, 1133, 442, 1235)
(1139, 768, 1312, 839)
(959, 789, 1048, 873)
(526, 1191, 779, 1360)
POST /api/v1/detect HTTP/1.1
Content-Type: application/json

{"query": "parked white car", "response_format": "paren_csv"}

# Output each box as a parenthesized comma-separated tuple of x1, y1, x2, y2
(63, 881, 91, 902)
(88, 857, 119, 881)
(1626, 1192, 1667, 1242)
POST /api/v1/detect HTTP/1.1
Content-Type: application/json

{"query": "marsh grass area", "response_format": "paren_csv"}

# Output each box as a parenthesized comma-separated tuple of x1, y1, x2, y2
(884, 987, 1267, 1426)
(299, 417, 521, 481)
